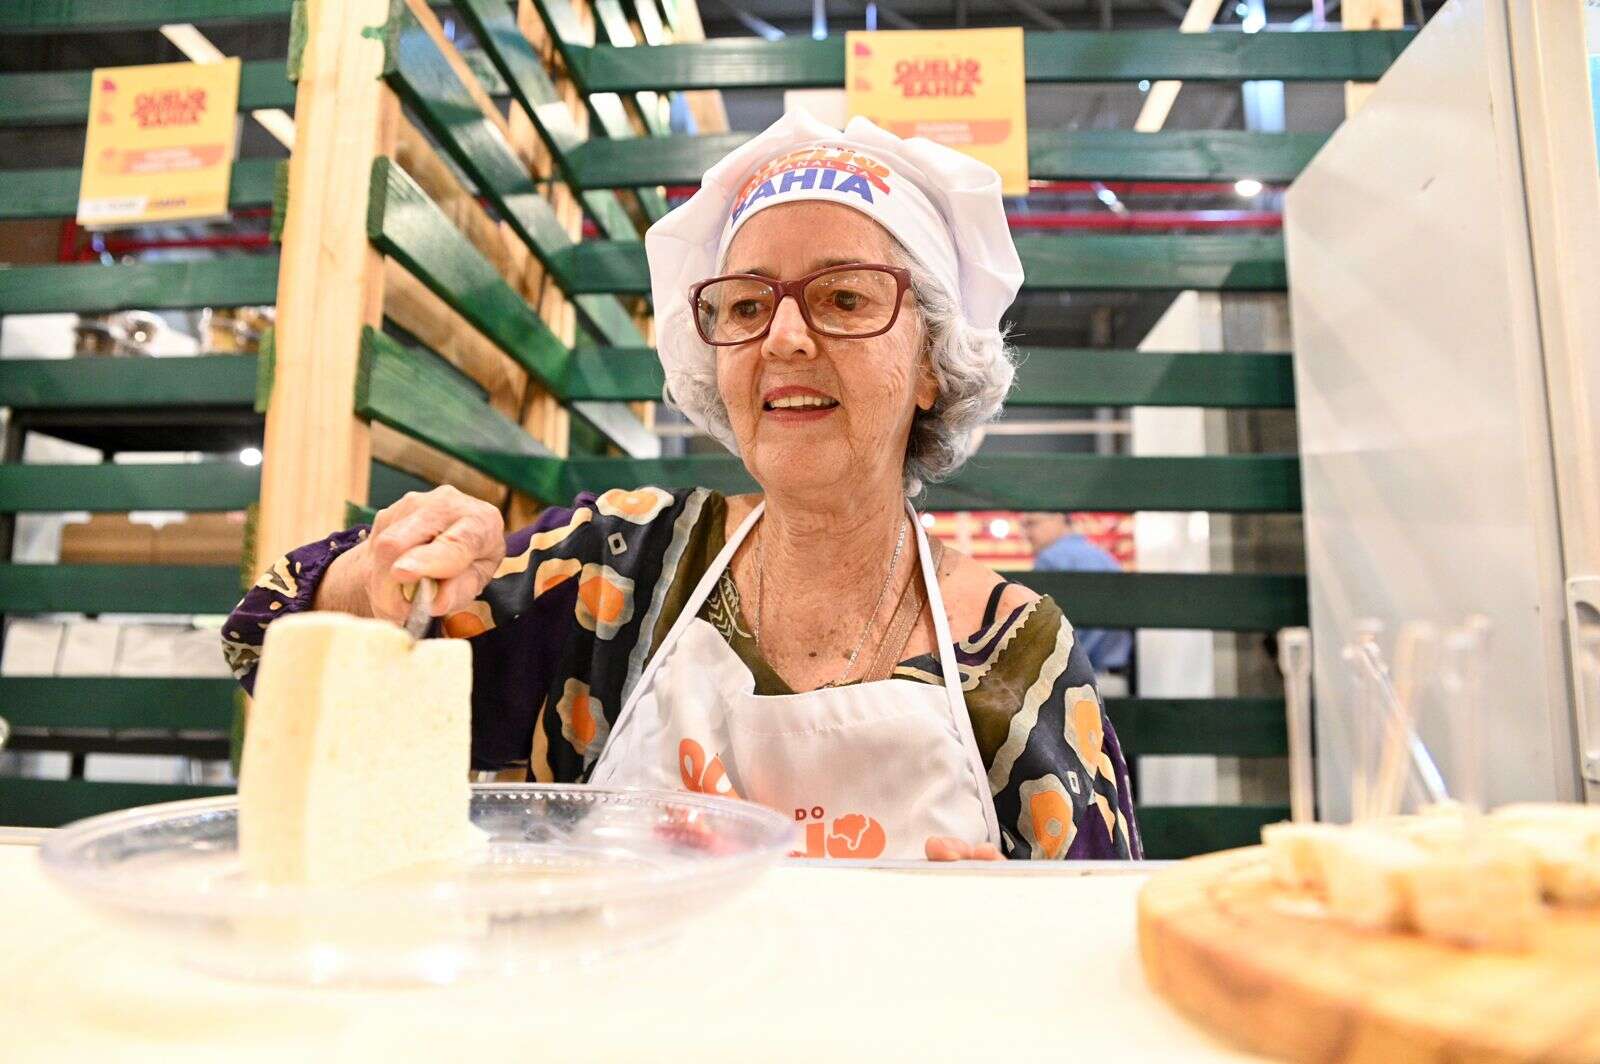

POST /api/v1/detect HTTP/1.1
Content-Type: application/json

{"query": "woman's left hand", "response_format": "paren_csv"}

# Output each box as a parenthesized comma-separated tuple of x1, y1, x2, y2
(925, 836, 1002, 861)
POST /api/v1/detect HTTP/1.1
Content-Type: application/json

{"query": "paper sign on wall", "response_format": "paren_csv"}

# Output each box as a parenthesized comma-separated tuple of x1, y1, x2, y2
(845, 28, 1028, 196)
(76, 58, 241, 229)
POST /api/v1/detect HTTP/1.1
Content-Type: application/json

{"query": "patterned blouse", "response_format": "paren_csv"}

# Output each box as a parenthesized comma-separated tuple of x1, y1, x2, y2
(223, 486, 1141, 860)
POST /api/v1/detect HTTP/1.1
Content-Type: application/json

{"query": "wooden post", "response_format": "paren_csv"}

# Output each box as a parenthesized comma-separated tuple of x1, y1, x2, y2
(255, 0, 396, 570)
(1343, 0, 1404, 117)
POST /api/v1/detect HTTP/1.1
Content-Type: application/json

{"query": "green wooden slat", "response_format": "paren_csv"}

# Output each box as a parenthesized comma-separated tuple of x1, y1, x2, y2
(0, 564, 244, 614)
(1105, 698, 1288, 757)
(565, 30, 1414, 94)
(355, 327, 563, 502)
(1014, 234, 1287, 291)
(452, 0, 642, 242)
(528, 0, 668, 219)
(547, 240, 649, 295)
(369, 460, 435, 509)
(566, 132, 750, 189)
(0, 463, 259, 513)
(563, 346, 663, 401)
(592, 0, 669, 138)
(0, 256, 279, 315)
(1010, 349, 1294, 407)
(0, 677, 235, 731)
(0, 0, 290, 32)
(549, 235, 1287, 295)
(0, 778, 233, 830)
(566, 130, 1324, 190)
(564, 347, 1292, 407)
(2, 157, 281, 220)
(553, 452, 1301, 512)
(0, 59, 295, 127)
(1136, 804, 1286, 860)
(0, 355, 258, 410)
(381, 6, 647, 350)
(1028, 129, 1327, 183)
(367, 157, 569, 389)
(1014, 572, 1306, 630)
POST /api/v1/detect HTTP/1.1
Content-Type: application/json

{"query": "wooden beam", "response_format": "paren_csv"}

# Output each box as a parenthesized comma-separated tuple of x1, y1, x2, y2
(255, 0, 396, 574)
(370, 421, 509, 505)
(564, 31, 1414, 92)
(0, 0, 290, 33)
(1343, 0, 1404, 116)
(382, 260, 525, 419)
(0, 463, 259, 513)
(0, 258, 278, 315)
(357, 328, 557, 502)
(654, 0, 728, 133)
(392, 118, 519, 283)
(0, 677, 236, 732)
(1134, 0, 1225, 133)
(509, 0, 579, 526)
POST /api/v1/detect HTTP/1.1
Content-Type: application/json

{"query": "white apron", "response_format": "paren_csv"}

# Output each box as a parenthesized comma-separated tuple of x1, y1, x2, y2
(590, 501, 1001, 859)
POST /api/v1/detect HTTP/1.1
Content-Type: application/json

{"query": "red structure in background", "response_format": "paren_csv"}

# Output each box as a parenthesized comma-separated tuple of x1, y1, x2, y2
(925, 511, 1136, 571)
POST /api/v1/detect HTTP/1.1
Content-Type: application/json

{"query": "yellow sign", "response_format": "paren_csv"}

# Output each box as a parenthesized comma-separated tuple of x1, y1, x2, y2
(846, 28, 1029, 196)
(77, 58, 241, 228)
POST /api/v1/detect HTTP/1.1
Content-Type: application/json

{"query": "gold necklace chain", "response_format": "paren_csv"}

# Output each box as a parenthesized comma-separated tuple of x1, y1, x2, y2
(754, 515, 909, 688)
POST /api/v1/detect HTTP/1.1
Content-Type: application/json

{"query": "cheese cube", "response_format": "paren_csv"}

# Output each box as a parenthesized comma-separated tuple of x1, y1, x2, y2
(1319, 828, 1426, 932)
(239, 613, 475, 887)
(1393, 838, 1541, 950)
(1260, 822, 1343, 891)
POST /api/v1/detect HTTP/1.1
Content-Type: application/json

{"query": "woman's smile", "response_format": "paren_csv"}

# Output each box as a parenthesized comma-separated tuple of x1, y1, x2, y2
(761, 384, 840, 422)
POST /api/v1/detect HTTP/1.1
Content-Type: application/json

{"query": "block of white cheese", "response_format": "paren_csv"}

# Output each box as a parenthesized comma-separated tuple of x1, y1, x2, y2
(239, 613, 475, 887)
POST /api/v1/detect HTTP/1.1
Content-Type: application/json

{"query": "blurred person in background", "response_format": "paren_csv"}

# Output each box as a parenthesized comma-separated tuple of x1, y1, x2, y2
(1021, 512, 1133, 678)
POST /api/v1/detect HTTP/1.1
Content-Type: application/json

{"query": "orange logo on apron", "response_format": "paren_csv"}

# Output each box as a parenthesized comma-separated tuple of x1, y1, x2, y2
(678, 737, 738, 799)
(791, 806, 888, 859)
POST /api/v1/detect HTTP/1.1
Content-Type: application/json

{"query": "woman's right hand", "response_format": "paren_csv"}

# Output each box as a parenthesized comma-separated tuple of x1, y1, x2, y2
(319, 486, 507, 624)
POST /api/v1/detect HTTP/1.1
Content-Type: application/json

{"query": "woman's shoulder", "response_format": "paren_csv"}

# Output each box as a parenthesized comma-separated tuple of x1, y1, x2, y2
(936, 543, 1041, 638)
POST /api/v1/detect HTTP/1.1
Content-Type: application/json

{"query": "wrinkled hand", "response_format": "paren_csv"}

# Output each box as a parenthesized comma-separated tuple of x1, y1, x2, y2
(925, 836, 1002, 861)
(352, 486, 506, 624)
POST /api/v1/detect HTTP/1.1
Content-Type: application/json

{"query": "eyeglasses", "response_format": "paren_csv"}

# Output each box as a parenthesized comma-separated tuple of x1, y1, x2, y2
(689, 263, 913, 346)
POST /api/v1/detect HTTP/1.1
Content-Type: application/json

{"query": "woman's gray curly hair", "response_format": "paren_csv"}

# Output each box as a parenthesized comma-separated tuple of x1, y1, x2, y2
(662, 237, 1016, 496)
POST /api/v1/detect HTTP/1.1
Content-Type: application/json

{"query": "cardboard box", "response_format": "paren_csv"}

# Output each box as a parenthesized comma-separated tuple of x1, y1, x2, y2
(114, 624, 233, 678)
(55, 621, 124, 676)
(0, 620, 65, 676)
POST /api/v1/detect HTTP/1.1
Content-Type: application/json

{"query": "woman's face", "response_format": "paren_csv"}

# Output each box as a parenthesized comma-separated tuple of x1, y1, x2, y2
(714, 202, 937, 498)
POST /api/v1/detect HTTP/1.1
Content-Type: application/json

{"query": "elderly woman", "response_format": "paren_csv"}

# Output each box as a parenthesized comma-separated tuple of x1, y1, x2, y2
(223, 111, 1139, 862)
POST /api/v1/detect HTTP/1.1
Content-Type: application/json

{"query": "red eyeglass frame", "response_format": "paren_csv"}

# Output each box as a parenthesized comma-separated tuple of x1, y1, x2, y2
(688, 262, 913, 346)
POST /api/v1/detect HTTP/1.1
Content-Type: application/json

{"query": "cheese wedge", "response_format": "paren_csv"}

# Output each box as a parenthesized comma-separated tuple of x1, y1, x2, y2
(239, 612, 476, 887)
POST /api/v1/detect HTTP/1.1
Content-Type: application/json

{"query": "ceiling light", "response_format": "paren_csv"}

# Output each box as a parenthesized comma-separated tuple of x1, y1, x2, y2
(1234, 178, 1264, 197)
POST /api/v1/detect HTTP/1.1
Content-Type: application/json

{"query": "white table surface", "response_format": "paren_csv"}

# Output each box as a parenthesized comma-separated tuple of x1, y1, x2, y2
(0, 831, 1261, 1062)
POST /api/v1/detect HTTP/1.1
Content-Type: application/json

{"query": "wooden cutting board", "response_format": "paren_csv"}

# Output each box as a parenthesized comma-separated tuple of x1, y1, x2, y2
(1138, 846, 1600, 1064)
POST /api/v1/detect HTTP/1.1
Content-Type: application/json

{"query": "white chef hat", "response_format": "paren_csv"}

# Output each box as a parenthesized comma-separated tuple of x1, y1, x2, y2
(645, 109, 1023, 453)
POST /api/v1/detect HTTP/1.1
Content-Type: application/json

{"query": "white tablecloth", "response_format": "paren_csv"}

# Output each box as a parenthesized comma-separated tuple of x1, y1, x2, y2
(0, 834, 1259, 1062)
